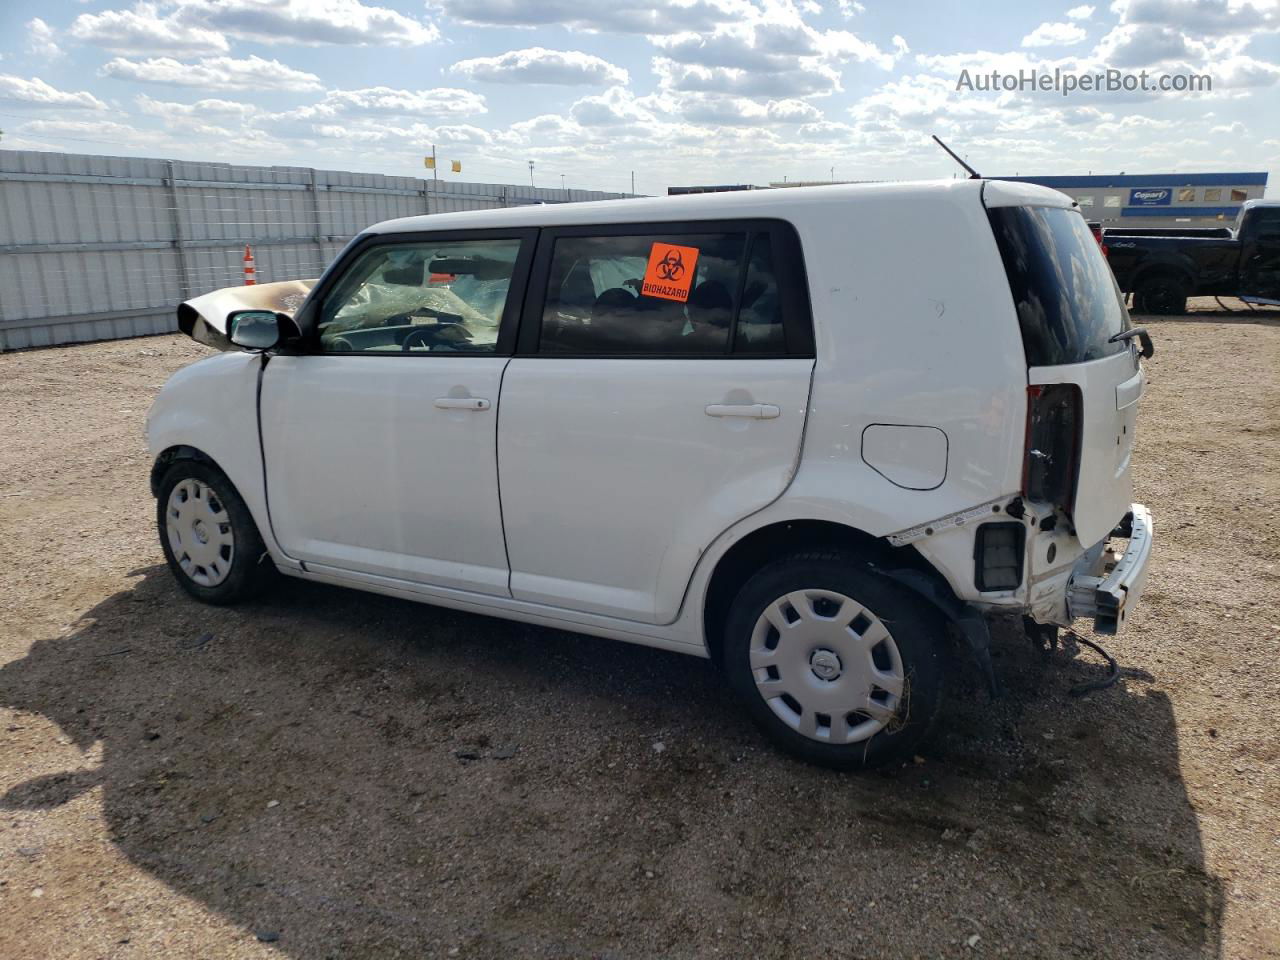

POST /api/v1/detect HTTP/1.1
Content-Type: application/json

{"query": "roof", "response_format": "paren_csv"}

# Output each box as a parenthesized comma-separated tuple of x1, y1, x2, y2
(995, 172, 1268, 189)
(367, 177, 1069, 235)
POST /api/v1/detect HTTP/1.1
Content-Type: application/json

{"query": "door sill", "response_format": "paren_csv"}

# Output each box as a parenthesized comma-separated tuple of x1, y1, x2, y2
(284, 562, 708, 657)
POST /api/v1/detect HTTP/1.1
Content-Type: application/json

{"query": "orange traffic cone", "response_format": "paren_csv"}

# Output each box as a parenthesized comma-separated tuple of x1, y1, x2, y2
(243, 244, 256, 286)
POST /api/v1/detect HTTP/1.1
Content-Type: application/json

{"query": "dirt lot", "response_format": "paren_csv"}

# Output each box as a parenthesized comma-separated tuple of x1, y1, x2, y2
(1, 302, 1277, 960)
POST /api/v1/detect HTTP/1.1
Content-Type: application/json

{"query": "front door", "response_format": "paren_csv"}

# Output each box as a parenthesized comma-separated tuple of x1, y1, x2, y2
(498, 222, 815, 624)
(260, 231, 532, 594)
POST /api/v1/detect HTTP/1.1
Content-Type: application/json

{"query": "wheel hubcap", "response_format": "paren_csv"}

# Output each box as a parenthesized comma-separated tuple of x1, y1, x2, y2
(809, 648, 843, 681)
(166, 478, 235, 587)
(749, 589, 905, 745)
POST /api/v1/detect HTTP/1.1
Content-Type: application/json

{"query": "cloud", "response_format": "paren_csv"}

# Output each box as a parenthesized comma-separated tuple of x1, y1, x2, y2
(510, 113, 585, 139)
(99, 55, 324, 91)
(1022, 21, 1088, 46)
(15, 118, 165, 144)
(1066, 4, 1095, 18)
(452, 48, 628, 85)
(652, 19, 899, 73)
(309, 86, 488, 117)
(653, 56, 845, 97)
(570, 86, 659, 126)
(837, 0, 865, 15)
(1110, 0, 1278, 37)
(1093, 24, 1201, 65)
(69, 3, 229, 55)
(135, 93, 261, 120)
(174, 0, 440, 46)
(26, 19, 62, 59)
(428, 0, 746, 35)
(768, 97, 824, 121)
(645, 4, 900, 100)
(0, 74, 107, 109)
(1215, 53, 1280, 86)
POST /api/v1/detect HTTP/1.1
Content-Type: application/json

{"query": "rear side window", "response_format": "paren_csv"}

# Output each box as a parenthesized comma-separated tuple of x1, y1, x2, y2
(737, 234, 785, 353)
(532, 222, 810, 357)
(987, 205, 1130, 366)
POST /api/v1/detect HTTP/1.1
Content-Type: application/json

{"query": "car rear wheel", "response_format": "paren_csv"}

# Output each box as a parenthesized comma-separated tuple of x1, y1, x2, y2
(722, 551, 947, 770)
(157, 460, 274, 604)
(1132, 274, 1188, 315)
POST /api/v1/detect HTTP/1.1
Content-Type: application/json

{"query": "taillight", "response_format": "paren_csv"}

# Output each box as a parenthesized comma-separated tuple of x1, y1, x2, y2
(1023, 384, 1082, 514)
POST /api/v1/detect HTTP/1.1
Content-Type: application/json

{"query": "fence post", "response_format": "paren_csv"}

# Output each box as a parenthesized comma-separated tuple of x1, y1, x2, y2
(164, 160, 191, 301)
(308, 167, 324, 275)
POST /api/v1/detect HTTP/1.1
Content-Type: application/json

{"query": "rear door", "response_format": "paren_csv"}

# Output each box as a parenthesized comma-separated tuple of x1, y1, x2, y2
(985, 193, 1142, 546)
(497, 221, 815, 624)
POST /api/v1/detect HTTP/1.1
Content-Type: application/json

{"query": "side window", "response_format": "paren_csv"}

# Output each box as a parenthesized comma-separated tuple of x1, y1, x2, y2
(1254, 209, 1280, 239)
(539, 232, 745, 355)
(317, 238, 522, 354)
(736, 233, 785, 353)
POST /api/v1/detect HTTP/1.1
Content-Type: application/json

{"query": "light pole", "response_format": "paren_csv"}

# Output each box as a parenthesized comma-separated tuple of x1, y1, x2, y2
(528, 160, 535, 188)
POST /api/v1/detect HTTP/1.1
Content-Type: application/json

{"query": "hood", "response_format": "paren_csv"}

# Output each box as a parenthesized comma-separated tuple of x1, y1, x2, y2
(176, 278, 316, 350)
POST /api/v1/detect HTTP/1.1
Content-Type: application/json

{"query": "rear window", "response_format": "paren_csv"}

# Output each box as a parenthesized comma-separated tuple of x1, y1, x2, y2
(987, 205, 1130, 366)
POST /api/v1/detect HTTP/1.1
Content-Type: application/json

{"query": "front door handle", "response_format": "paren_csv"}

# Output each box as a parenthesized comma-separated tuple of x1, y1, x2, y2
(705, 403, 780, 420)
(434, 397, 491, 411)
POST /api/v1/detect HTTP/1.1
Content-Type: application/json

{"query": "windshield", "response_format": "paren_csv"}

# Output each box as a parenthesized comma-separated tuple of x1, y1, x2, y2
(987, 205, 1131, 366)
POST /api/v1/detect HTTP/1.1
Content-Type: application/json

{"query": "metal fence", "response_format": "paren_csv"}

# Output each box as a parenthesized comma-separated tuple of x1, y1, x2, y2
(0, 150, 635, 350)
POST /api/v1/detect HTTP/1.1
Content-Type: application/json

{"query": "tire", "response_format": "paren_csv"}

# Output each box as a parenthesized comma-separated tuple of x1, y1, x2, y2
(1132, 274, 1188, 315)
(722, 550, 948, 770)
(156, 460, 275, 605)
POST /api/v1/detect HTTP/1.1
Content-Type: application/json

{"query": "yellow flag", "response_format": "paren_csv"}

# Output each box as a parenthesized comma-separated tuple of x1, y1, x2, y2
(451, 160, 462, 173)
(423, 156, 436, 169)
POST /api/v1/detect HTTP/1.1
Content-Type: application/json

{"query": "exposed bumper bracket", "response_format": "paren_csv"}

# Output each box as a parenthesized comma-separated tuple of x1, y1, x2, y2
(1067, 503, 1154, 635)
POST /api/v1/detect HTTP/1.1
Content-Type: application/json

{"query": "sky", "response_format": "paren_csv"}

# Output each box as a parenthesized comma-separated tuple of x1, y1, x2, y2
(0, 0, 1277, 196)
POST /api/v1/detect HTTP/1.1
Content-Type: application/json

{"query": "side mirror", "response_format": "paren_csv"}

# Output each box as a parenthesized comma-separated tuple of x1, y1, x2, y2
(228, 310, 285, 351)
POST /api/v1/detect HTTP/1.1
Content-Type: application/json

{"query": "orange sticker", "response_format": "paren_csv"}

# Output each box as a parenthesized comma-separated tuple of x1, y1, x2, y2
(641, 243, 699, 302)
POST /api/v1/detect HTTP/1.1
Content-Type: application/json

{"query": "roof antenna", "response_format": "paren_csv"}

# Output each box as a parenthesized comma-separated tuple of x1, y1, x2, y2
(932, 134, 982, 179)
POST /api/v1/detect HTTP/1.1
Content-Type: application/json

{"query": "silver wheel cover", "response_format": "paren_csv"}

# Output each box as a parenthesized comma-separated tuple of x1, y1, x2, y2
(165, 478, 235, 587)
(749, 589, 905, 744)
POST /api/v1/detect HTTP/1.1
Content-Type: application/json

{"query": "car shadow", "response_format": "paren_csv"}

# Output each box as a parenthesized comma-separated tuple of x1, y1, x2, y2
(0, 567, 1223, 958)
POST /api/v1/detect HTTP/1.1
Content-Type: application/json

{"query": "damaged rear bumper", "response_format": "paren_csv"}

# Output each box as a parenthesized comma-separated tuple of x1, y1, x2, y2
(1067, 503, 1154, 634)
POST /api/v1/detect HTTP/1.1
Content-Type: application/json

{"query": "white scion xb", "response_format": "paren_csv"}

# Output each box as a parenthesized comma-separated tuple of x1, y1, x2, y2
(147, 178, 1154, 769)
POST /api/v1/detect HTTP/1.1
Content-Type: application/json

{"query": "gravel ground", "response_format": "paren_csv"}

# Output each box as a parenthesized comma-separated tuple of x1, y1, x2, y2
(1, 300, 1277, 960)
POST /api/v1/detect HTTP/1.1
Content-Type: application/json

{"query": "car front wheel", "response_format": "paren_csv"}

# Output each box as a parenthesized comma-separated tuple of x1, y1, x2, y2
(156, 460, 274, 604)
(723, 551, 948, 770)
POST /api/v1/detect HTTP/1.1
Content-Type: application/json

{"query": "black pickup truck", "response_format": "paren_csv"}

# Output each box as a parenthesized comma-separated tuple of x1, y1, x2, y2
(1103, 199, 1280, 314)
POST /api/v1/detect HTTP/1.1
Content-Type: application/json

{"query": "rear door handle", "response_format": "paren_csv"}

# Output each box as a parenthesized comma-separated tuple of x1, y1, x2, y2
(434, 397, 491, 411)
(705, 403, 780, 420)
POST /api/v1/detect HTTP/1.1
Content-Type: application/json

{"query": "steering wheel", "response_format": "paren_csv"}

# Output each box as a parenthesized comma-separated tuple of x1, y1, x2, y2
(402, 324, 473, 352)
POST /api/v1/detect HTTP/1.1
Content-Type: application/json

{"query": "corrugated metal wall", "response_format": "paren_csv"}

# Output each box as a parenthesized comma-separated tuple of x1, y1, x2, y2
(0, 150, 635, 350)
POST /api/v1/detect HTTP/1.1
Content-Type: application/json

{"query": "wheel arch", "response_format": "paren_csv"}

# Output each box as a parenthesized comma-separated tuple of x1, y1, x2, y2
(150, 444, 220, 497)
(700, 518, 963, 667)
(1130, 259, 1196, 292)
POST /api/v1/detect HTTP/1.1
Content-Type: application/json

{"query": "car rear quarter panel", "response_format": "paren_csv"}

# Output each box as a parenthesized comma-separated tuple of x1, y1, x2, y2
(676, 183, 1029, 613)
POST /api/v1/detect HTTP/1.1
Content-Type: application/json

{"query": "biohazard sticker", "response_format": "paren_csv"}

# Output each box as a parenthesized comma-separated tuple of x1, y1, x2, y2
(641, 243, 699, 302)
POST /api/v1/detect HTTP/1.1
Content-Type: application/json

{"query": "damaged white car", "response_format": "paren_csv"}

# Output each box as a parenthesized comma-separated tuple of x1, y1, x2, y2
(147, 179, 1154, 769)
